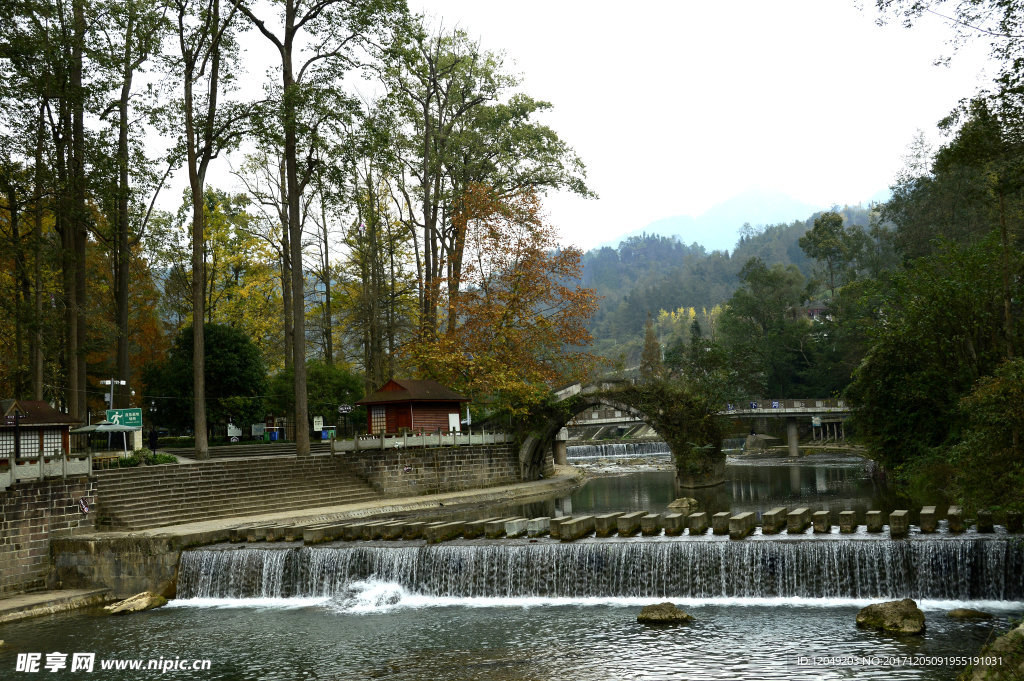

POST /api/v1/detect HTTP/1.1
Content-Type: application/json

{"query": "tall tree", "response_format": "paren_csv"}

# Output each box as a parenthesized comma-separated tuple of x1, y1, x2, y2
(236, 0, 403, 455)
(167, 0, 245, 457)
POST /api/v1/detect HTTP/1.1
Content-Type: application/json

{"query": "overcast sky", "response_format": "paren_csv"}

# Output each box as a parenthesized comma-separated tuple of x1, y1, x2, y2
(406, 1, 995, 250)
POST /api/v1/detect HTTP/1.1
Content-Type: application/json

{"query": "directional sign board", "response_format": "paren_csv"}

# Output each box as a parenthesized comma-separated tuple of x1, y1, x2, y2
(106, 408, 143, 428)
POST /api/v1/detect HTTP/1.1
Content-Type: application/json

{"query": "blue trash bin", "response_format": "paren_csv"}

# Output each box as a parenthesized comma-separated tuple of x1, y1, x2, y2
(270, 430, 278, 441)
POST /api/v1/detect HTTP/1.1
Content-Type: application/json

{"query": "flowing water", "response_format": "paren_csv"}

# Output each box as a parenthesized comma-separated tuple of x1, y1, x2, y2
(2, 453, 1022, 680)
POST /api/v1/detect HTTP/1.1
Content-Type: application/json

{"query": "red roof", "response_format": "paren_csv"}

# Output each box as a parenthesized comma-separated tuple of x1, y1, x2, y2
(1, 400, 81, 427)
(356, 379, 468, 406)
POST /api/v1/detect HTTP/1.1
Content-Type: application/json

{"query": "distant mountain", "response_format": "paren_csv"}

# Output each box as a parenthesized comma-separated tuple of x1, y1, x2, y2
(601, 188, 826, 253)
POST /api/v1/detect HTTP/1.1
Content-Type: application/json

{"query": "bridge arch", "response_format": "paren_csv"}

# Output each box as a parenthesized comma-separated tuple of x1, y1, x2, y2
(518, 382, 726, 487)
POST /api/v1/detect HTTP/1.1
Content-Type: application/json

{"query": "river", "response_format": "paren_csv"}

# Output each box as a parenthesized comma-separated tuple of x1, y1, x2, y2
(1, 449, 1020, 680)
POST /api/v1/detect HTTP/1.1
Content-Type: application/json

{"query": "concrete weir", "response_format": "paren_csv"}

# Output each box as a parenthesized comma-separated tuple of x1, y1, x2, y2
(729, 512, 756, 539)
(616, 512, 647, 537)
(595, 513, 625, 537)
(687, 512, 709, 536)
(560, 516, 596, 541)
(787, 508, 811, 534)
(761, 507, 788, 534)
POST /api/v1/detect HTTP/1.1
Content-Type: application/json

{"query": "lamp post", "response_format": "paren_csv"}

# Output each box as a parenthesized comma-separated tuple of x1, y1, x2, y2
(100, 378, 127, 408)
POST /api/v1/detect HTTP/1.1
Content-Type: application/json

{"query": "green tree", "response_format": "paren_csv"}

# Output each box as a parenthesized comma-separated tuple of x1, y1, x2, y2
(143, 323, 267, 435)
(718, 258, 812, 396)
(639, 313, 662, 382)
(266, 360, 364, 431)
(847, 235, 1015, 472)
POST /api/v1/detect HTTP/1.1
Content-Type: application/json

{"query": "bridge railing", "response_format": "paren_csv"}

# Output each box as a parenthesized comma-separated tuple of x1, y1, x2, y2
(723, 398, 848, 413)
(331, 430, 512, 453)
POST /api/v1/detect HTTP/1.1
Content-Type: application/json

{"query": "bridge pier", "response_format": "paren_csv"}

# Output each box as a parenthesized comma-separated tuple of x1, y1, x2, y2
(786, 418, 799, 457)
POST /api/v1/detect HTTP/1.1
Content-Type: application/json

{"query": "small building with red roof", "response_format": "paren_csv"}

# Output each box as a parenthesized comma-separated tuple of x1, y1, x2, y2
(356, 379, 469, 435)
(1, 399, 80, 460)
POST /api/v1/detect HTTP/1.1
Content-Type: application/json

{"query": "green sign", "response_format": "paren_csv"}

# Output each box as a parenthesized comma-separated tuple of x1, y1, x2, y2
(106, 408, 143, 428)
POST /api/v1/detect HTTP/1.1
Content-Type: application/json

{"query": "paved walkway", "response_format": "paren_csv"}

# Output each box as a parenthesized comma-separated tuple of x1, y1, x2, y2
(0, 589, 113, 624)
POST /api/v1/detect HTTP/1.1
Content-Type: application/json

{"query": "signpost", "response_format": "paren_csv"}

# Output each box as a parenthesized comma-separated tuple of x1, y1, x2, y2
(338, 404, 352, 438)
(106, 408, 142, 428)
(313, 416, 323, 432)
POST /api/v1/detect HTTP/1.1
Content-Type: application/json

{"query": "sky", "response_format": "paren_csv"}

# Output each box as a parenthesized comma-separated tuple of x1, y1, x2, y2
(402, 0, 996, 250)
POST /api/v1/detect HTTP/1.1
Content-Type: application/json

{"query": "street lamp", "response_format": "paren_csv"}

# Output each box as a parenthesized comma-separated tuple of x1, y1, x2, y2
(100, 378, 127, 407)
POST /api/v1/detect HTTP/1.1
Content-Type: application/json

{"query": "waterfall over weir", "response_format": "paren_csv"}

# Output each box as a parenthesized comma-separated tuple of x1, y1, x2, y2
(566, 441, 670, 460)
(177, 537, 1024, 602)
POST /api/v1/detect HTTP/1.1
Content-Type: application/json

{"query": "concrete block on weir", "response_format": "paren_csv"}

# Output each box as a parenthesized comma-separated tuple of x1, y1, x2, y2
(560, 515, 595, 541)
(641, 514, 661, 536)
(866, 510, 884, 533)
(687, 512, 709, 535)
(812, 511, 830, 534)
(729, 512, 756, 539)
(947, 506, 965, 533)
(889, 510, 910, 538)
(616, 511, 647, 537)
(712, 512, 731, 535)
(527, 517, 551, 537)
(919, 506, 937, 533)
(786, 508, 811, 534)
(344, 521, 373, 541)
(402, 521, 427, 540)
(303, 523, 347, 545)
(504, 518, 529, 538)
(381, 522, 406, 540)
(485, 517, 520, 539)
(362, 521, 393, 540)
(229, 525, 254, 543)
(245, 525, 270, 542)
(662, 513, 686, 536)
(463, 518, 500, 539)
(761, 507, 788, 534)
(424, 521, 464, 543)
(594, 512, 624, 537)
(265, 526, 290, 542)
(977, 509, 994, 533)
(1007, 511, 1023, 533)
(839, 511, 857, 533)
(549, 516, 573, 540)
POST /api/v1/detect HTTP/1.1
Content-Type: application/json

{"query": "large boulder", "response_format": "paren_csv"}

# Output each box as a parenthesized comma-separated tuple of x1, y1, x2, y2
(948, 608, 993, 620)
(959, 622, 1024, 681)
(667, 497, 699, 515)
(104, 592, 168, 615)
(856, 599, 925, 634)
(637, 602, 694, 625)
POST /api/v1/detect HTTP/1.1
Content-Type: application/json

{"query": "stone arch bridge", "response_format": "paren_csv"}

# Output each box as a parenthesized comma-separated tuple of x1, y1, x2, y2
(519, 382, 851, 486)
(519, 381, 726, 488)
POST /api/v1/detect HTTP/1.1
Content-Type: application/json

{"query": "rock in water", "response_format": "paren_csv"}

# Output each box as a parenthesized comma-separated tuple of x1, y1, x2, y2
(947, 608, 993, 620)
(960, 622, 1024, 680)
(667, 497, 698, 515)
(637, 602, 694, 625)
(856, 598, 925, 634)
(104, 592, 168, 615)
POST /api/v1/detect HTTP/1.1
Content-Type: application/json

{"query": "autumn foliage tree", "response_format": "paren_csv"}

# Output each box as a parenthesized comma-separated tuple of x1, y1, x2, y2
(408, 184, 598, 412)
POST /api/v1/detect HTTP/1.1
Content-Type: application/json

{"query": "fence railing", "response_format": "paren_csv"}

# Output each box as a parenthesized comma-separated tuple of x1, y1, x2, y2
(0, 451, 92, 492)
(332, 430, 512, 453)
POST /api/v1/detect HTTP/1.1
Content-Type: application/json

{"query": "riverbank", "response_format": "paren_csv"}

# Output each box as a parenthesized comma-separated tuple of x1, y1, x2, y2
(1, 465, 586, 620)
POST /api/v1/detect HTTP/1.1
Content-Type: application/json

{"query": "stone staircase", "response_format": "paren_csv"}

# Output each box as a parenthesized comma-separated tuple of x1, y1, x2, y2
(93, 455, 380, 531)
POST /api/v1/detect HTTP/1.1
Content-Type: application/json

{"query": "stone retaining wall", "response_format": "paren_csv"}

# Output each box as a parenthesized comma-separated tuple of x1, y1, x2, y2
(0, 476, 95, 595)
(341, 443, 522, 496)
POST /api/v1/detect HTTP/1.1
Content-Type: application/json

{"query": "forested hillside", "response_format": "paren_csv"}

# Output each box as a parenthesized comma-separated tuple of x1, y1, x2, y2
(581, 204, 872, 361)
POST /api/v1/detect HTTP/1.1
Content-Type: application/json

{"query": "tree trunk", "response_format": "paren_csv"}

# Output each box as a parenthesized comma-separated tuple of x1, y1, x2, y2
(282, 8, 309, 456)
(114, 8, 135, 409)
